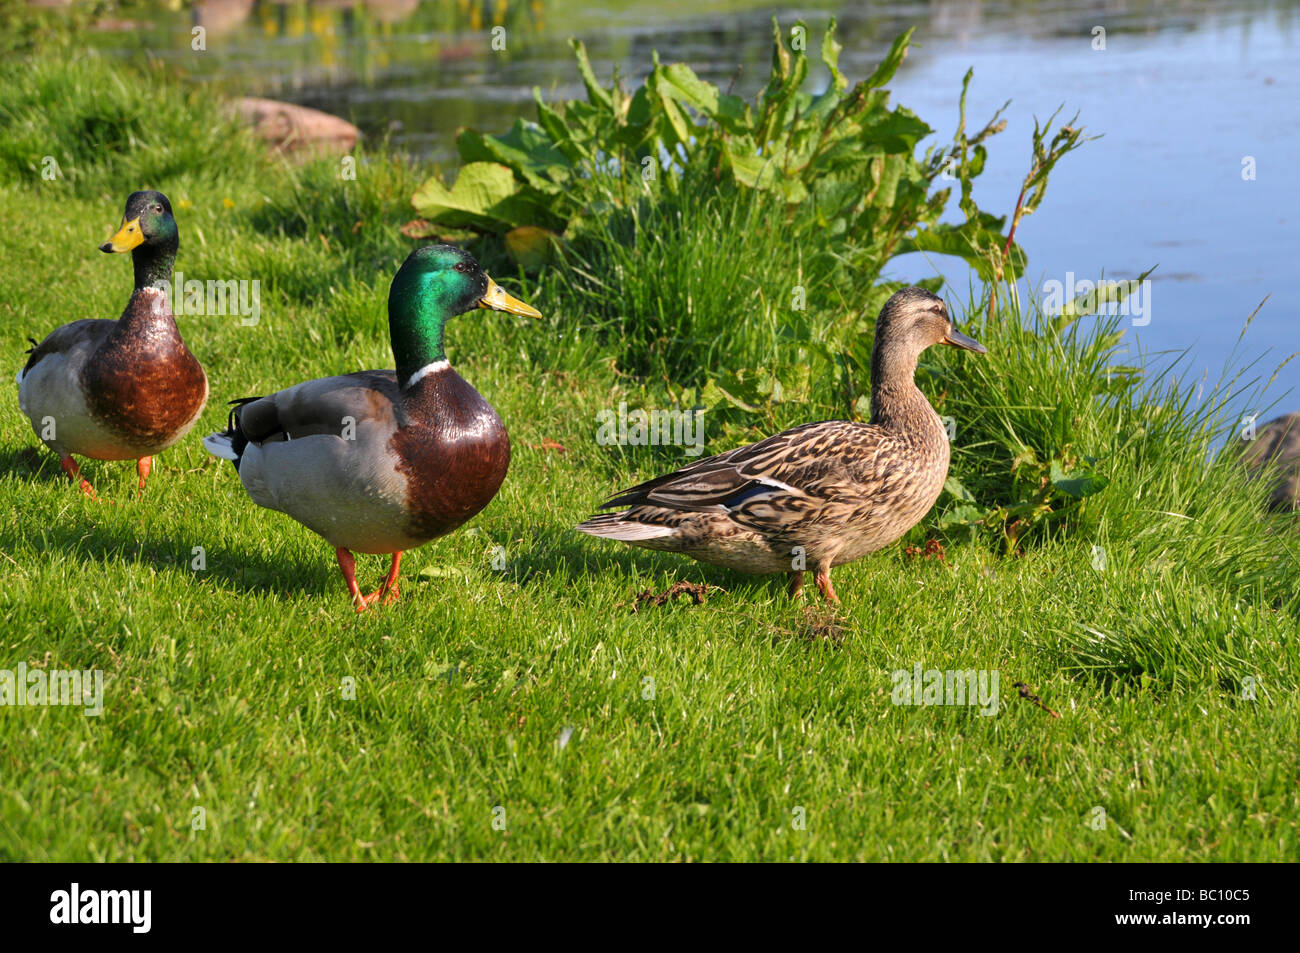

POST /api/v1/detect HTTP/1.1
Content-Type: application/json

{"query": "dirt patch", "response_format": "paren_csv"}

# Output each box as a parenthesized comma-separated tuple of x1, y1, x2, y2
(620, 580, 723, 611)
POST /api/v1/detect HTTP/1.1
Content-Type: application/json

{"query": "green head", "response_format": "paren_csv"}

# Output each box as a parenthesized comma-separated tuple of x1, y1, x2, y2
(388, 244, 542, 388)
(99, 190, 179, 291)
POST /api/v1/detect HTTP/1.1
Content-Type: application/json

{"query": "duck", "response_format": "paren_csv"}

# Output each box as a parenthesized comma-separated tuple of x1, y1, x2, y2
(16, 190, 208, 496)
(576, 287, 985, 603)
(203, 244, 541, 611)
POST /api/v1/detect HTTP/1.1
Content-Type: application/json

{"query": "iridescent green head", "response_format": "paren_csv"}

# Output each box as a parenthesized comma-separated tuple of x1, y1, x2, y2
(99, 190, 179, 290)
(388, 244, 541, 388)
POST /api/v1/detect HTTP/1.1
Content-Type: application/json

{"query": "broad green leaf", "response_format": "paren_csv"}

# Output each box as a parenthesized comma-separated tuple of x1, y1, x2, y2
(860, 107, 934, 153)
(569, 39, 611, 109)
(864, 27, 914, 90)
(411, 162, 539, 233)
(893, 217, 1017, 282)
(1050, 460, 1110, 499)
(766, 16, 790, 85)
(725, 146, 808, 203)
(869, 154, 905, 210)
(655, 62, 750, 134)
(456, 120, 571, 195)
(655, 89, 693, 148)
(938, 504, 986, 529)
(532, 91, 584, 163)
(944, 476, 977, 502)
(820, 18, 847, 95)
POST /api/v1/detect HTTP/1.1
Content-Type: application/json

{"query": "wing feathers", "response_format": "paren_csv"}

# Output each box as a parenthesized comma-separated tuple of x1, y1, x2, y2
(203, 371, 401, 468)
(597, 421, 874, 515)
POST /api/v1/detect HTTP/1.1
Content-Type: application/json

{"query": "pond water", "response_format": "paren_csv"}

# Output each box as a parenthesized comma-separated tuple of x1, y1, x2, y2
(99, 0, 1299, 418)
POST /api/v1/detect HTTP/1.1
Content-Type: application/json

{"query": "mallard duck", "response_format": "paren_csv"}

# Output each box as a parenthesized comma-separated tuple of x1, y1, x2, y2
(576, 287, 985, 603)
(202, 244, 541, 611)
(16, 190, 207, 496)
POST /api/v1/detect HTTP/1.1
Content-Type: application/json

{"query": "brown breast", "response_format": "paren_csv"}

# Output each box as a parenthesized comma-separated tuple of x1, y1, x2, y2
(390, 368, 511, 541)
(81, 293, 208, 448)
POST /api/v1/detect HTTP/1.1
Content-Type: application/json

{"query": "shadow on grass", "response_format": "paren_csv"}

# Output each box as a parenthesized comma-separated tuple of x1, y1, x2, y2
(504, 530, 791, 603)
(3, 444, 805, 607)
(0, 516, 325, 600)
(0, 456, 327, 601)
(2, 444, 57, 482)
(505, 534, 850, 646)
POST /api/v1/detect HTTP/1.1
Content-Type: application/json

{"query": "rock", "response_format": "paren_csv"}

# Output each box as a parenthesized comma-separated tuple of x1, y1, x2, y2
(195, 0, 254, 35)
(365, 0, 421, 23)
(236, 97, 359, 156)
(1240, 412, 1300, 512)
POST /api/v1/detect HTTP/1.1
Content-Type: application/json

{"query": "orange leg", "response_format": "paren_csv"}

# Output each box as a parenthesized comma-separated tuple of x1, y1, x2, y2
(787, 571, 805, 599)
(136, 456, 152, 493)
(336, 548, 369, 612)
(336, 548, 403, 612)
(59, 456, 96, 498)
(814, 567, 839, 604)
(362, 551, 403, 607)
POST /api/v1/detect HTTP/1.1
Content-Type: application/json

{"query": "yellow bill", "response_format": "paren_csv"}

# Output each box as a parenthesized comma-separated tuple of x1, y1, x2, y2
(478, 276, 542, 318)
(99, 217, 144, 254)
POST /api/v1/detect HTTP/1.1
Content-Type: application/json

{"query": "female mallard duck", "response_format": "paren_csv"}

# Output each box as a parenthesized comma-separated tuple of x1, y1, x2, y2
(203, 245, 541, 611)
(576, 287, 985, 603)
(16, 190, 207, 496)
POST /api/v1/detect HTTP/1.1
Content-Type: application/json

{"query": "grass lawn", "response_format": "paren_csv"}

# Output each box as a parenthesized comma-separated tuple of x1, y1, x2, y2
(0, 53, 1297, 862)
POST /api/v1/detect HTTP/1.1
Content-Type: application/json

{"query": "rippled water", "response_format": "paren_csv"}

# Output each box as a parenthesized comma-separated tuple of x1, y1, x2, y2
(98, 0, 1300, 413)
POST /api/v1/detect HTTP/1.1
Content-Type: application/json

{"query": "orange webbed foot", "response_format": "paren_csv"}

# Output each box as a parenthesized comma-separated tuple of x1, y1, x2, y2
(136, 456, 152, 495)
(814, 568, 839, 604)
(337, 549, 403, 612)
(60, 456, 99, 500)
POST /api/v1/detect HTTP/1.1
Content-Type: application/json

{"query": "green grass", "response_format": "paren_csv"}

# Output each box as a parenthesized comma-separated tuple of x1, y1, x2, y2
(1, 51, 1297, 862)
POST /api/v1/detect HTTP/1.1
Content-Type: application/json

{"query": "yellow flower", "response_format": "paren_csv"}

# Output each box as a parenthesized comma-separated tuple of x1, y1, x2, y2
(223, 197, 235, 209)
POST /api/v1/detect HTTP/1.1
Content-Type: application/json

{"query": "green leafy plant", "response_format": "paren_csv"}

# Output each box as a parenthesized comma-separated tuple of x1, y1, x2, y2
(409, 19, 1029, 286)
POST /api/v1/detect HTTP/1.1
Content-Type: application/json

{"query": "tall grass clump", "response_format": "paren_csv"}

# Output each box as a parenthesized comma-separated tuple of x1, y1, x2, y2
(923, 282, 1299, 692)
(546, 167, 854, 389)
(937, 282, 1299, 588)
(0, 50, 263, 196)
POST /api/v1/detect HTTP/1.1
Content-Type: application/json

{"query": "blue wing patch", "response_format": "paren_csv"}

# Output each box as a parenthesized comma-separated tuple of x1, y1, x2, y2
(721, 482, 776, 509)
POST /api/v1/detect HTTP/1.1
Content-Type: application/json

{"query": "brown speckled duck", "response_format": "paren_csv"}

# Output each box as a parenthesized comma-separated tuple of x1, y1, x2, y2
(576, 287, 985, 602)
(16, 190, 208, 496)
(203, 245, 541, 612)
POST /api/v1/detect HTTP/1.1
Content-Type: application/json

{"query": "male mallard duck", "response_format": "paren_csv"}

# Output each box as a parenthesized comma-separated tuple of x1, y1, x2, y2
(202, 244, 541, 611)
(16, 190, 207, 496)
(576, 287, 985, 603)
